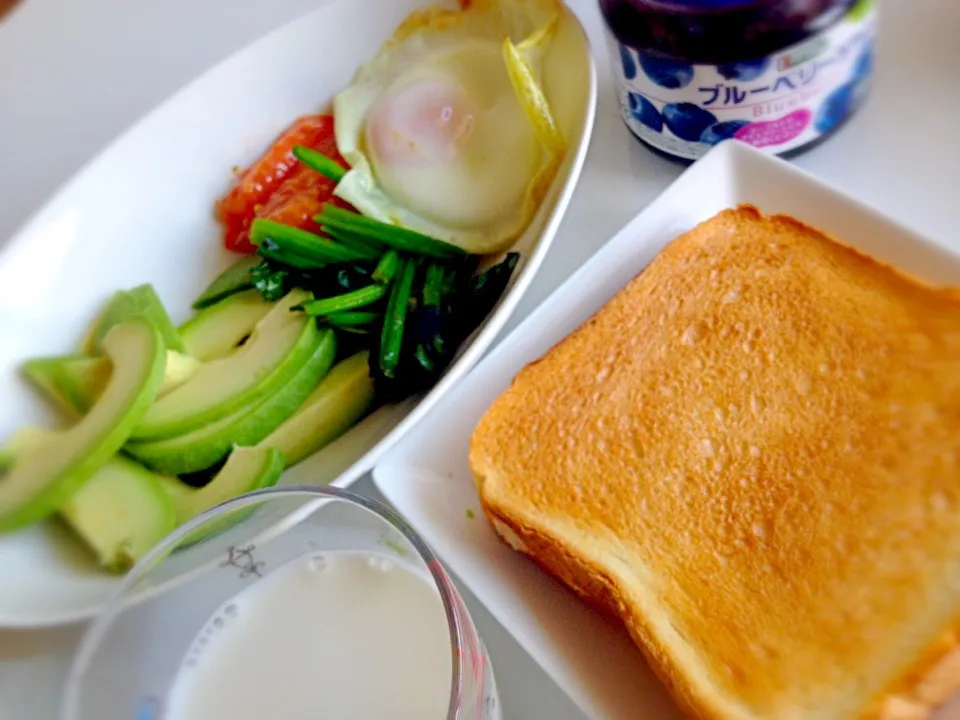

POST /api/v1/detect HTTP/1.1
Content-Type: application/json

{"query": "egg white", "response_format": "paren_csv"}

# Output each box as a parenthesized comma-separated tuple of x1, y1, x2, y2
(333, 0, 564, 255)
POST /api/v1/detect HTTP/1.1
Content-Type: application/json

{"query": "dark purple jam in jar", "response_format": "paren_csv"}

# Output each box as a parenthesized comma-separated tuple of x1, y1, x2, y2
(600, 0, 877, 161)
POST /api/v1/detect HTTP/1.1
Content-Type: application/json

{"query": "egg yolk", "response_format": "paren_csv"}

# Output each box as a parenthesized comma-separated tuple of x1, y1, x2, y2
(359, 45, 541, 231)
(366, 79, 477, 167)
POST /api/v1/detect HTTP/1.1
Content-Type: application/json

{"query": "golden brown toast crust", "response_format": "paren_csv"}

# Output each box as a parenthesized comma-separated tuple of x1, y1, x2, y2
(470, 206, 960, 720)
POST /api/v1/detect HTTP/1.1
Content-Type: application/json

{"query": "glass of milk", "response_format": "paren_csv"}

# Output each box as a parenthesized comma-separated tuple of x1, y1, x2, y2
(62, 485, 500, 720)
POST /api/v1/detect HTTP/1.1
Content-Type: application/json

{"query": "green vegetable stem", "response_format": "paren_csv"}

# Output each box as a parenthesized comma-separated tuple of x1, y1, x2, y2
(292, 145, 348, 183)
(297, 285, 387, 316)
(372, 250, 401, 285)
(315, 205, 465, 259)
(324, 311, 379, 329)
(250, 219, 377, 264)
(379, 259, 417, 378)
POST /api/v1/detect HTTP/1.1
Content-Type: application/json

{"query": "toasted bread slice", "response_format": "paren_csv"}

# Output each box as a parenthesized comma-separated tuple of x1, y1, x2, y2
(470, 206, 960, 720)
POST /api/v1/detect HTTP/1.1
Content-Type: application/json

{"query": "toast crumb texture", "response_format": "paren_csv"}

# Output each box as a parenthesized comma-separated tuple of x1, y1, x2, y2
(470, 206, 960, 720)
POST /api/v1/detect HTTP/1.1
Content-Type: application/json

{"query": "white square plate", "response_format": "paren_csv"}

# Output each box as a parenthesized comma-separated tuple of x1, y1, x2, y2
(372, 140, 960, 720)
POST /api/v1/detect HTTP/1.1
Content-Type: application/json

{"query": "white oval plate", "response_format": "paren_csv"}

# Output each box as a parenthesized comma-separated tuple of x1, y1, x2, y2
(0, 0, 596, 628)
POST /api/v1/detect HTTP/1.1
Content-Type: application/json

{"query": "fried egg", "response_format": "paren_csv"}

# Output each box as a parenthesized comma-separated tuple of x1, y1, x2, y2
(333, 0, 567, 255)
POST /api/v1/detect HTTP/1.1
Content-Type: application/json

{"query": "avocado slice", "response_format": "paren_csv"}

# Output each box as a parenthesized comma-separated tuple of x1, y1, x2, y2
(127, 330, 337, 475)
(23, 351, 201, 416)
(192, 255, 259, 310)
(257, 351, 376, 467)
(0, 427, 176, 570)
(17, 362, 66, 414)
(174, 447, 284, 548)
(59, 455, 177, 573)
(156, 473, 194, 503)
(179, 289, 273, 362)
(0, 427, 52, 471)
(21, 355, 103, 416)
(57, 352, 200, 406)
(157, 352, 202, 396)
(171, 446, 283, 525)
(0, 445, 15, 471)
(0, 318, 166, 532)
(131, 289, 315, 441)
(83, 284, 186, 355)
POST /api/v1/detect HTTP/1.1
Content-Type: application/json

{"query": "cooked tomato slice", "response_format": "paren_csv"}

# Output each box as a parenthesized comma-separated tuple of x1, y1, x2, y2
(217, 114, 340, 253)
(247, 167, 330, 239)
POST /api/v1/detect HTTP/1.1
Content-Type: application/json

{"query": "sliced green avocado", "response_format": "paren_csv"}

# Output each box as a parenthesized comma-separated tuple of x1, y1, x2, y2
(127, 330, 337, 475)
(156, 473, 195, 503)
(18, 362, 67, 414)
(171, 446, 284, 525)
(179, 289, 274, 362)
(131, 289, 315, 441)
(56, 352, 200, 406)
(174, 447, 284, 547)
(0, 318, 166, 532)
(192, 255, 259, 310)
(83, 284, 186, 355)
(257, 351, 376, 467)
(0, 426, 175, 570)
(0, 446, 14, 472)
(23, 351, 201, 416)
(59, 455, 176, 573)
(157, 352, 202, 396)
(22, 355, 102, 416)
(0, 427, 52, 471)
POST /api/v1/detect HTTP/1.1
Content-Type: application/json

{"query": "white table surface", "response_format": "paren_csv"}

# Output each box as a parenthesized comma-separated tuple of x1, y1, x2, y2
(1, 0, 959, 718)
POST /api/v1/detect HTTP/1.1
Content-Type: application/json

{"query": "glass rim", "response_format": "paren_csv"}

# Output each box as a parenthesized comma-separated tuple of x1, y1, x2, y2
(64, 484, 472, 720)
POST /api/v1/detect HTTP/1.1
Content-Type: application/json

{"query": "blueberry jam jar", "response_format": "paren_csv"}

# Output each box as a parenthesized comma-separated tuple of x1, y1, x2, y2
(600, 0, 877, 161)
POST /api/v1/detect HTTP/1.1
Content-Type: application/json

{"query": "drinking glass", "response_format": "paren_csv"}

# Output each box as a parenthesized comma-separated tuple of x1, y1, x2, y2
(62, 485, 500, 720)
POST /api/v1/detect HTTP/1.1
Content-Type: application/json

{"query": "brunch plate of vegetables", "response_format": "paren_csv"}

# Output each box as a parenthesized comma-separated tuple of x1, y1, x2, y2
(0, 0, 596, 627)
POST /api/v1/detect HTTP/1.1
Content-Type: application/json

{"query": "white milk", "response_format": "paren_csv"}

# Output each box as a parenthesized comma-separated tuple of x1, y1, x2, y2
(165, 551, 452, 719)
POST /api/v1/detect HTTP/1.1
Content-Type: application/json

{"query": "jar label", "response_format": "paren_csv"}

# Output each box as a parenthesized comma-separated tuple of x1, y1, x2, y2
(608, 2, 877, 160)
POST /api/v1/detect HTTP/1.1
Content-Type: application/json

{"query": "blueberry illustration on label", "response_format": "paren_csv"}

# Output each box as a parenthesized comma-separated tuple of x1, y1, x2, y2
(700, 120, 750, 146)
(638, 52, 694, 89)
(853, 43, 874, 81)
(628, 92, 663, 132)
(136, 697, 161, 720)
(814, 83, 855, 134)
(619, 44, 637, 80)
(717, 58, 770, 82)
(662, 103, 717, 142)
